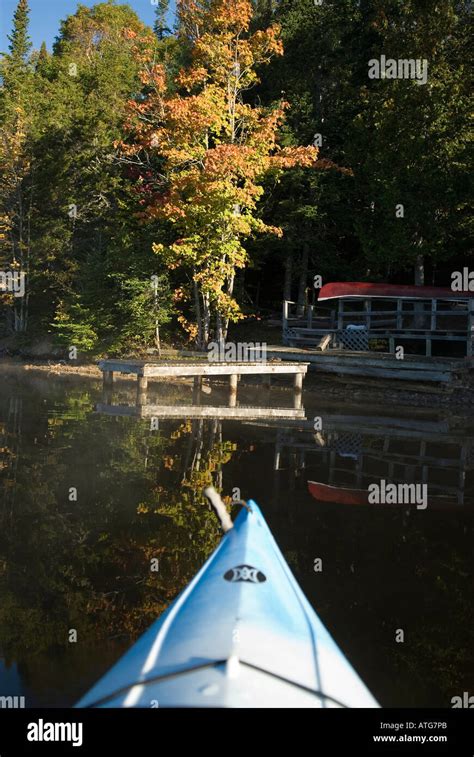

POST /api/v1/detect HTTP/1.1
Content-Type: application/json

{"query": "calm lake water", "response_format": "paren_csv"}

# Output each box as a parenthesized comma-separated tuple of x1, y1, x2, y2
(0, 369, 473, 707)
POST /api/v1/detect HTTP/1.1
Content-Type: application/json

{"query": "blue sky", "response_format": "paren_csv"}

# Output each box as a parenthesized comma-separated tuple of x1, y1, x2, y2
(0, 0, 176, 54)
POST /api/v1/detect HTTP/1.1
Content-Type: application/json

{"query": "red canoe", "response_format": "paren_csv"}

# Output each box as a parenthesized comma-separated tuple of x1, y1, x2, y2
(317, 281, 470, 301)
(308, 481, 368, 505)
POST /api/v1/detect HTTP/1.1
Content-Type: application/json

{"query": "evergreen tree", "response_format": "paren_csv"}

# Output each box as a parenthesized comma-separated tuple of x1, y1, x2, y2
(36, 41, 48, 66)
(1, 0, 33, 105)
(252, 0, 367, 306)
(6, 0, 31, 69)
(253, 0, 471, 299)
(153, 0, 171, 40)
(38, 3, 172, 352)
(352, 0, 472, 282)
(0, 0, 35, 332)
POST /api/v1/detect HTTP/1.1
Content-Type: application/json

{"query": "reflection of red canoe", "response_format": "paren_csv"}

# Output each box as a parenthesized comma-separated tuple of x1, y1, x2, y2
(307, 480, 462, 509)
(308, 481, 368, 505)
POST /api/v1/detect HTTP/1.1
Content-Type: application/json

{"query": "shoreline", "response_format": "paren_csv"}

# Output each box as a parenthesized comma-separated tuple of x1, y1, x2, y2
(1, 357, 473, 411)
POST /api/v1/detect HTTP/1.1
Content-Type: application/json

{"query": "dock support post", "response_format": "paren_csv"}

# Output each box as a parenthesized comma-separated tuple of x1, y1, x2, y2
(283, 300, 289, 337)
(293, 372, 303, 410)
(274, 445, 281, 471)
(103, 371, 114, 388)
(229, 374, 238, 407)
(193, 376, 202, 405)
(103, 371, 114, 403)
(263, 375, 271, 389)
(137, 376, 148, 406)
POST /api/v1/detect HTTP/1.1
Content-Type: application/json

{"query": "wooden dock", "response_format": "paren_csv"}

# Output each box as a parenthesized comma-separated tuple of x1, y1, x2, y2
(95, 403, 306, 420)
(98, 358, 309, 408)
(266, 347, 466, 384)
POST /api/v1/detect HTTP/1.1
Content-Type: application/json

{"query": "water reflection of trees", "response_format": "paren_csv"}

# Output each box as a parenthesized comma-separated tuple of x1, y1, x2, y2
(1, 387, 473, 707)
(0, 394, 233, 678)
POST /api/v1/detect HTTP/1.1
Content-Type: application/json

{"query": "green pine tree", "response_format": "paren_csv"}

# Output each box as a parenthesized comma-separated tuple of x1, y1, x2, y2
(36, 41, 48, 66)
(153, 0, 171, 41)
(0, 0, 36, 333)
(352, 0, 472, 281)
(7, 0, 31, 62)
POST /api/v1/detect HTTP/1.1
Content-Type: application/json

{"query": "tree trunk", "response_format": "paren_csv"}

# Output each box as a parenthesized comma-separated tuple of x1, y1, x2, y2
(193, 276, 203, 349)
(414, 250, 425, 329)
(14, 178, 25, 332)
(216, 312, 224, 351)
(284, 249, 293, 303)
(222, 208, 240, 341)
(297, 243, 309, 318)
(202, 291, 210, 347)
(222, 271, 235, 343)
(414, 253, 424, 286)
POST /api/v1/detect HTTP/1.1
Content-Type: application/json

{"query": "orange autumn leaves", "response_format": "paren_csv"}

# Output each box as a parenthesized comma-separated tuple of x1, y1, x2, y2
(118, 0, 317, 342)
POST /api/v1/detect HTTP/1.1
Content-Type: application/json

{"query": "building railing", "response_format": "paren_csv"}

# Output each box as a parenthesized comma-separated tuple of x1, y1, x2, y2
(283, 297, 474, 358)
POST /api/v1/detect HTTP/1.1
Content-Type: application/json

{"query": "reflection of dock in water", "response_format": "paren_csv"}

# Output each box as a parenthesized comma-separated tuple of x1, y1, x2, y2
(97, 370, 308, 420)
(95, 396, 307, 495)
(99, 358, 309, 409)
(95, 386, 308, 495)
(273, 411, 474, 508)
(95, 403, 306, 421)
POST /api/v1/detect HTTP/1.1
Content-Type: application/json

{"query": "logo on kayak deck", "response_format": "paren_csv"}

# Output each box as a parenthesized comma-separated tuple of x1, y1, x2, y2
(224, 565, 266, 583)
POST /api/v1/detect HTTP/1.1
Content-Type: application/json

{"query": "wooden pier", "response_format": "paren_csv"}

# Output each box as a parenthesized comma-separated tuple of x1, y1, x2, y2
(267, 347, 466, 384)
(95, 403, 306, 420)
(98, 358, 309, 408)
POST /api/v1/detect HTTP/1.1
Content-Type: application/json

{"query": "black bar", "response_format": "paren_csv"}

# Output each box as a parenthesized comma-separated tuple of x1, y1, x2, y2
(0, 708, 472, 755)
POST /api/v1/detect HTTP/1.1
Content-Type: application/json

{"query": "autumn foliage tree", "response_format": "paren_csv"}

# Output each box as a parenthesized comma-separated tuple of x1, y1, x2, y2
(119, 0, 316, 347)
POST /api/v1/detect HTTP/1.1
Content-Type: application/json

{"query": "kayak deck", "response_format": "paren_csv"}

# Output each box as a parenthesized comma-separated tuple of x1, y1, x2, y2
(77, 500, 379, 708)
